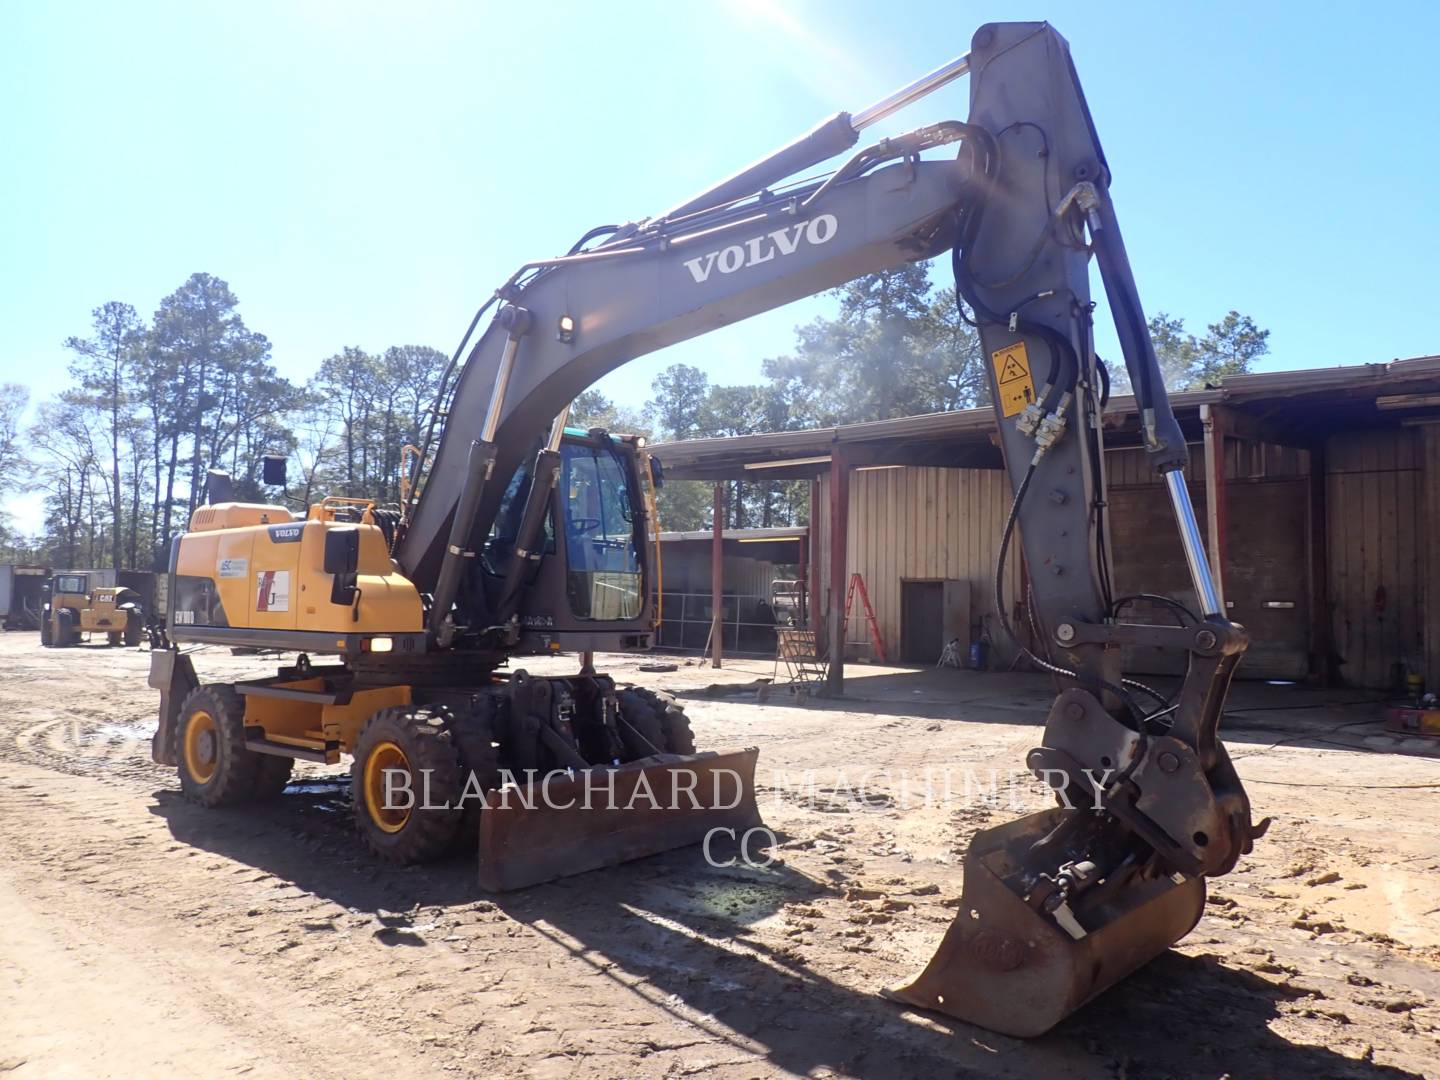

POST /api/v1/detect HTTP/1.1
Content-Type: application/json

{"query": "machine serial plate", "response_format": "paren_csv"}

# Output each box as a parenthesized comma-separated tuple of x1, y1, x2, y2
(991, 341, 1036, 418)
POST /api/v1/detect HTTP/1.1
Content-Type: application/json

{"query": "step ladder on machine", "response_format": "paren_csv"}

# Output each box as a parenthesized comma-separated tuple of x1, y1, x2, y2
(842, 572, 886, 664)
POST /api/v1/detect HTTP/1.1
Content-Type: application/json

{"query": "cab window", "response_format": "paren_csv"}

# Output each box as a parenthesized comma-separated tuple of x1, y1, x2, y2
(561, 442, 642, 620)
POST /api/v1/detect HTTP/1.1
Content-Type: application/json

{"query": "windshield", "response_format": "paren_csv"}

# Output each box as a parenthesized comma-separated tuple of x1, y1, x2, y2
(561, 441, 642, 620)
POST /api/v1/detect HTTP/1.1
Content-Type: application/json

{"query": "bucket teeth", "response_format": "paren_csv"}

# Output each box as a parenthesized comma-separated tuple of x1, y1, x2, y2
(885, 809, 1205, 1037)
(477, 748, 763, 891)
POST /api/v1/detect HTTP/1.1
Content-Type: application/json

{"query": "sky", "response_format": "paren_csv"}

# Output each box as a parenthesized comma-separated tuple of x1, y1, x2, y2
(3, 1, 1437, 531)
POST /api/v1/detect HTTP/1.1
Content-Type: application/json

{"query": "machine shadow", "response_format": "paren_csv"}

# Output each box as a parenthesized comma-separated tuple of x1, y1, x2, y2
(150, 787, 1416, 1079)
(676, 665, 1437, 760)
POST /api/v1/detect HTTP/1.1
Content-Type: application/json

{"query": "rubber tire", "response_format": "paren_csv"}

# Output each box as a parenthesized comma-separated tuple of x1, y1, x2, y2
(250, 754, 294, 801)
(107, 631, 122, 647)
(660, 699, 697, 755)
(124, 616, 143, 647)
(177, 684, 263, 807)
(39, 614, 52, 648)
(616, 689, 666, 760)
(351, 706, 466, 865)
(446, 699, 502, 853)
(620, 686, 696, 755)
(55, 609, 77, 647)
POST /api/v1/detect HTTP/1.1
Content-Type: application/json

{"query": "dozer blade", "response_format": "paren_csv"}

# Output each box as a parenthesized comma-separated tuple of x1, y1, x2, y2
(884, 808, 1205, 1038)
(477, 748, 763, 891)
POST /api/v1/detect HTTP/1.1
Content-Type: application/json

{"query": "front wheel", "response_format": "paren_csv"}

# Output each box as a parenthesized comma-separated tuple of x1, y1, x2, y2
(55, 609, 77, 647)
(351, 706, 466, 864)
(177, 684, 262, 806)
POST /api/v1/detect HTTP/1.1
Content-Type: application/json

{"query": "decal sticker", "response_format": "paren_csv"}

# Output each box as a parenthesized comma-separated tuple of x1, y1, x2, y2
(267, 523, 304, 544)
(991, 341, 1036, 419)
(256, 570, 290, 613)
(218, 557, 248, 579)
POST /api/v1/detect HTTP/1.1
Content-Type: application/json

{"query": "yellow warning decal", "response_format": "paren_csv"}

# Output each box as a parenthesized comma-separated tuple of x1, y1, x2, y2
(991, 341, 1036, 419)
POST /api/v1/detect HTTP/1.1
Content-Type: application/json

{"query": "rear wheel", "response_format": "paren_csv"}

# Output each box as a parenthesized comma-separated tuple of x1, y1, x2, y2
(107, 631, 122, 647)
(124, 616, 143, 647)
(351, 706, 466, 864)
(659, 697, 696, 755)
(39, 613, 53, 648)
(617, 686, 695, 757)
(177, 685, 262, 806)
(617, 688, 666, 759)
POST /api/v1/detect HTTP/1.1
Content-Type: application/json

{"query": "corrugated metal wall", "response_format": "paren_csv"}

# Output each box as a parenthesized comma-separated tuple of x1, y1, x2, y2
(1325, 429, 1424, 689)
(815, 467, 1022, 663)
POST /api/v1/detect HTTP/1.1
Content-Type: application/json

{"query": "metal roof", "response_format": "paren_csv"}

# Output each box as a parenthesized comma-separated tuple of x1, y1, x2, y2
(653, 355, 1440, 480)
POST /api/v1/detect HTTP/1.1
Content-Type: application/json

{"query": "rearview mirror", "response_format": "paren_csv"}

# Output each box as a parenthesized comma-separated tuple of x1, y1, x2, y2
(324, 528, 360, 575)
(262, 454, 288, 487)
(324, 528, 361, 606)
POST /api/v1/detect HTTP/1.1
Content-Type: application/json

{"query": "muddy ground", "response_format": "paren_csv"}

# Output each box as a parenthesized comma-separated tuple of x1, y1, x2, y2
(0, 633, 1438, 1078)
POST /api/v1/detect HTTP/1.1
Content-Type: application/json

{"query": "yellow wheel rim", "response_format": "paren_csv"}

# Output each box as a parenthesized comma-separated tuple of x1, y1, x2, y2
(183, 710, 219, 784)
(363, 740, 413, 834)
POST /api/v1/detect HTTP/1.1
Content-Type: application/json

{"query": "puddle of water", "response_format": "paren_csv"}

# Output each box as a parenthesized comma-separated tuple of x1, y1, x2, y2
(84, 722, 153, 742)
(287, 779, 350, 796)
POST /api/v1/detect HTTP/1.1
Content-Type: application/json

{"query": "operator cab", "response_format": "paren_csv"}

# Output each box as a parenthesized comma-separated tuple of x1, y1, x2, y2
(484, 427, 657, 651)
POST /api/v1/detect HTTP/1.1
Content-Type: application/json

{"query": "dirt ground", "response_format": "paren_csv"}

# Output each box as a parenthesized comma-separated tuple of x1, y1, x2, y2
(1, 633, 1438, 1079)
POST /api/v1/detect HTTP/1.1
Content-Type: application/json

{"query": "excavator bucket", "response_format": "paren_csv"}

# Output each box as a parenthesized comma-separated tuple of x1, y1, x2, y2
(476, 748, 763, 891)
(885, 809, 1206, 1037)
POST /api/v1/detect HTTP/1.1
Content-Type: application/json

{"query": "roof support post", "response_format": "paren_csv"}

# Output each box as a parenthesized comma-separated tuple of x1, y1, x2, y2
(1307, 441, 1335, 686)
(826, 446, 850, 695)
(1422, 428, 1440, 697)
(711, 482, 724, 669)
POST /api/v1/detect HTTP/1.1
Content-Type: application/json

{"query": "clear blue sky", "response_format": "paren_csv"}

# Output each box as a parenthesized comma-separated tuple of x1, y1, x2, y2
(3, 2, 1436, 525)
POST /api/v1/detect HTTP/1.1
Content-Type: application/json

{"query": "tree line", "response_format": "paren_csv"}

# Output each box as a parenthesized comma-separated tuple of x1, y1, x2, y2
(0, 272, 450, 569)
(0, 263, 1267, 564)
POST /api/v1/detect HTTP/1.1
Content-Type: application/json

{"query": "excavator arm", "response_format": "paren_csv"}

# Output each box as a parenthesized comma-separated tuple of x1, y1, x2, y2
(394, 129, 972, 622)
(392, 20, 1262, 1034)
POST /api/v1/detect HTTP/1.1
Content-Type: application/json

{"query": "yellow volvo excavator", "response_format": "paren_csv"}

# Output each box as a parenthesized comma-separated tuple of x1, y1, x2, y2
(149, 21, 1265, 1036)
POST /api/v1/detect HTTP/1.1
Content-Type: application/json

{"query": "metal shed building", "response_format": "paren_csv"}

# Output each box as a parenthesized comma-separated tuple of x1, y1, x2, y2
(653, 356, 1440, 692)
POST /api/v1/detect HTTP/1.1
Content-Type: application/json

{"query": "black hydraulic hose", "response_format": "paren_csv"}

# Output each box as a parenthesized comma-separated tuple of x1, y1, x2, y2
(993, 463, 1145, 729)
(1110, 592, 1199, 627)
(953, 233, 1075, 407)
(950, 128, 1079, 407)
(567, 225, 620, 256)
(1095, 354, 1111, 408)
(405, 293, 502, 520)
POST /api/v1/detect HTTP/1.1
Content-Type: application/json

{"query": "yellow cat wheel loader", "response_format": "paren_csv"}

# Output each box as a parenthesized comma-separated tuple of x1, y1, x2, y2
(150, 21, 1266, 1035)
(42, 572, 145, 648)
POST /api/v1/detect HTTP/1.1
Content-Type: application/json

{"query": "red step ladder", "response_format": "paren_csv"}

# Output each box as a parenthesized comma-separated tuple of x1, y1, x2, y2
(842, 572, 887, 663)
